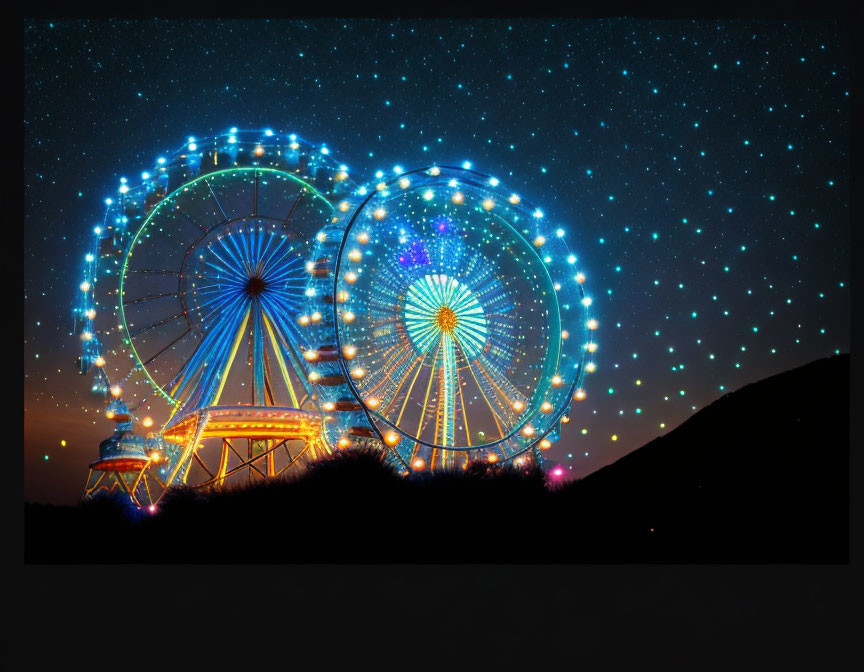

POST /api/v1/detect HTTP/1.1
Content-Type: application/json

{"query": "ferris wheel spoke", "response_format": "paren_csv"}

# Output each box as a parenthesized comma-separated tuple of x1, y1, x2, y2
(257, 235, 291, 277)
(140, 326, 193, 367)
(128, 311, 187, 338)
(170, 301, 249, 405)
(123, 290, 177, 306)
(125, 269, 180, 276)
(461, 355, 506, 439)
(252, 171, 259, 217)
(216, 233, 254, 279)
(475, 353, 525, 406)
(205, 178, 229, 222)
(174, 205, 209, 234)
(253, 231, 279, 277)
(283, 193, 303, 223)
(192, 289, 245, 319)
(200, 256, 247, 283)
(413, 337, 443, 441)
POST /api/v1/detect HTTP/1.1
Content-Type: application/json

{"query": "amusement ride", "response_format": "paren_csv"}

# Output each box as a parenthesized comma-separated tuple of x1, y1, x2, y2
(73, 129, 597, 507)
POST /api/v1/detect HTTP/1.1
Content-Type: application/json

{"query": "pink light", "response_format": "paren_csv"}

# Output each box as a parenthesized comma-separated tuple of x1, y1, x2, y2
(552, 467, 564, 478)
(148, 505, 157, 513)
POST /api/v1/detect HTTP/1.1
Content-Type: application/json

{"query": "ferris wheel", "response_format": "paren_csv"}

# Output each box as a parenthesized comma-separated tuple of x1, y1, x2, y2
(79, 130, 358, 504)
(331, 165, 597, 472)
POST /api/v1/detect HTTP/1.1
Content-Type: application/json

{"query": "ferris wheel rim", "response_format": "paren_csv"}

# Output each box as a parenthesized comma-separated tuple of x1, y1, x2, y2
(118, 166, 335, 407)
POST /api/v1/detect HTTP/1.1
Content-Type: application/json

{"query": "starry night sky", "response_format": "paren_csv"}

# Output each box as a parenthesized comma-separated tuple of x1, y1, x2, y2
(24, 18, 850, 504)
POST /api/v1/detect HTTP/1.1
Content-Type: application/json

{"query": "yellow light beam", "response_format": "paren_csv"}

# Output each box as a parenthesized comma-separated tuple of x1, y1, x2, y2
(262, 312, 300, 408)
(213, 308, 252, 406)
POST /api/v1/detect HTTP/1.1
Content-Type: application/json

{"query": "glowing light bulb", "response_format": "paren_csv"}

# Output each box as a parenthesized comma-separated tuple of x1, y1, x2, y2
(298, 314, 310, 326)
(344, 272, 357, 285)
(85, 309, 96, 319)
(512, 400, 525, 413)
(149, 451, 160, 462)
(551, 375, 563, 387)
(335, 171, 348, 182)
(489, 177, 499, 187)
(350, 367, 366, 379)
(303, 349, 319, 362)
(451, 192, 464, 204)
(582, 297, 593, 307)
(561, 330, 569, 340)
(337, 290, 349, 303)
(342, 344, 357, 360)
(587, 319, 598, 330)
(357, 232, 370, 244)
(509, 194, 520, 204)
(540, 438, 552, 450)
(575, 273, 586, 283)
(412, 458, 425, 470)
(534, 235, 546, 247)
(142, 417, 153, 428)
(574, 389, 587, 401)
(310, 312, 322, 323)
(110, 385, 122, 398)
(423, 189, 434, 201)
(384, 431, 401, 446)
(487, 453, 499, 463)
(339, 201, 351, 212)
(323, 401, 335, 411)
(80, 282, 91, 292)
(308, 371, 321, 383)
(376, 182, 387, 192)
(94, 356, 105, 367)
(316, 231, 327, 242)
(541, 401, 554, 413)
(585, 362, 596, 373)
(254, 145, 265, 157)
(586, 342, 598, 353)
(521, 425, 535, 438)
(80, 331, 92, 342)
(338, 436, 352, 449)
(105, 410, 114, 419)
(429, 166, 441, 176)
(342, 311, 355, 323)
(399, 177, 410, 189)
(482, 198, 495, 210)
(373, 207, 387, 220)
(365, 396, 380, 409)
(348, 249, 363, 262)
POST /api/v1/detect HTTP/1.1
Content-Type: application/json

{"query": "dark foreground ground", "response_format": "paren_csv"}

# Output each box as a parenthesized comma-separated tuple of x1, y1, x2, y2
(25, 354, 849, 563)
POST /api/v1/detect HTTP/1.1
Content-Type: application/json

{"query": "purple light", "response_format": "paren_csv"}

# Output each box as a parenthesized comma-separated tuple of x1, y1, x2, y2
(399, 240, 431, 267)
(433, 216, 452, 233)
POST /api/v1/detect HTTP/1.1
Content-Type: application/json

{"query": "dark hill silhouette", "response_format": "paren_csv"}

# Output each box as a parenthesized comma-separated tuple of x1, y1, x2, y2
(25, 354, 848, 563)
